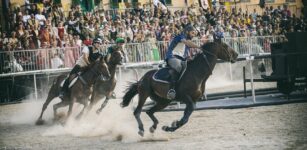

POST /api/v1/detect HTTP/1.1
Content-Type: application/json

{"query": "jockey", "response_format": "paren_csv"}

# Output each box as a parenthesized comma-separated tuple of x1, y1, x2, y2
(106, 37, 127, 62)
(107, 38, 125, 53)
(105, 37, 126, 99)
(165, 25, 200, 99)
(59, 37, 103, 99)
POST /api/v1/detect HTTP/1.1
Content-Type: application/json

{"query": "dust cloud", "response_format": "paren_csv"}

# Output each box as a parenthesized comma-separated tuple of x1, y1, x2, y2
(1, 68, 170, 143)
(1, 63, 246, 143)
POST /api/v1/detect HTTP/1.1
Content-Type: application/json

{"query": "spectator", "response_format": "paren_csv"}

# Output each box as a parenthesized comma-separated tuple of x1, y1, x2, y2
(22, 10, 31, 25)
(50, 40, 64, 69)
(83, 35, 92, 46)
(8, 32, 18, 50)
(35, 10, 46, 27)
(39, 26, 50, 47)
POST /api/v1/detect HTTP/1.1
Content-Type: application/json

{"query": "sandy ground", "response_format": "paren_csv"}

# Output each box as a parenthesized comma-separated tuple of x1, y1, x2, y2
(0, 62, 303, 150)
(0, 99, 307, 150)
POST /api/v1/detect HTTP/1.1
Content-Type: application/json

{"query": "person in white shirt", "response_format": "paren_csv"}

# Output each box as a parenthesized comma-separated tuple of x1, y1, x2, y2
(35, 10, 46, 26)
(22, 10, 31, 24)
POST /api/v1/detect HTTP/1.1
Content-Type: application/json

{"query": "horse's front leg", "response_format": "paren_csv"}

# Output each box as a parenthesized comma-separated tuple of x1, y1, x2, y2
(96, 97, 109, 114)
(67, 97, 76, 119)
(76, 99, 88, 120)
(162, 95, 195, 132)
(146, 100, 170, 133)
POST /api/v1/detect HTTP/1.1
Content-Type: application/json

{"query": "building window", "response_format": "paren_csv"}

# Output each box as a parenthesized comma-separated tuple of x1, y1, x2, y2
(165, 0, 172, 5)
(265, 0, 275, 3)
(285, 0, 296, 2)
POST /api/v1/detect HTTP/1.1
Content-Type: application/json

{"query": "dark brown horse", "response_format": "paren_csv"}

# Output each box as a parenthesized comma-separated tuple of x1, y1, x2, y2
(121, 42, 238, 136)
(86, 49, 124, 114)
(35, 56, 110, 125)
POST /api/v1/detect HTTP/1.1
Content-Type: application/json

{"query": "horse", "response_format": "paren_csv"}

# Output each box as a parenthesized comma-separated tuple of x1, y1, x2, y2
(121, 41, 238, 136)
(86, 49, 124, 114)
(35, 56, 111, 125)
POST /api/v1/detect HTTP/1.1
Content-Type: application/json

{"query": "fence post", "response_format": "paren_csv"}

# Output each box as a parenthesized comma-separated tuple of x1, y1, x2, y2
(33, 74, 38, 100)
(248, 57, 256, 103)
(229, 63, 233, 80)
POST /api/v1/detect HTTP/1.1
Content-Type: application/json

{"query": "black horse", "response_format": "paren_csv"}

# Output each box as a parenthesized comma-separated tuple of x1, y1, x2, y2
(36, 56, 110, 125)
(86, 49, 124, 114)
(121, 42, 238, 136)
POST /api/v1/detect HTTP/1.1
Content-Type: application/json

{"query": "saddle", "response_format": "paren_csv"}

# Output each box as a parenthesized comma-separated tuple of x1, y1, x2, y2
(153, 67, 174, 83)
(152, 61, 187, 84)
(60, 72, 87, 88)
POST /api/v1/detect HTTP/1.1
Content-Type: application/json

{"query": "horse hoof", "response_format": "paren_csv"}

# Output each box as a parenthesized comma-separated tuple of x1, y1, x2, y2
(75, 115, 82, 120)
(138, 130, 144, 137)
(149, 127, 155, 133)
(171, 121, 178, 128)
(96, 109, 101, 115)
(35, 119, 45, 125)
(162, 126, 168, 131)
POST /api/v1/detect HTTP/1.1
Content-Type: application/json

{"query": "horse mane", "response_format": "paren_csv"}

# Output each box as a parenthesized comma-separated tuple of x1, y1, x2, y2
(200, 41, 219, 53)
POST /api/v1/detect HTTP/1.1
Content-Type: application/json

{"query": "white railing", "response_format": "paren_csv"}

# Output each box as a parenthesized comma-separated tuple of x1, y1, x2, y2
(0, 47, 81, 75)
(0, 35, 286, 76)
(222, 35, 286, 55)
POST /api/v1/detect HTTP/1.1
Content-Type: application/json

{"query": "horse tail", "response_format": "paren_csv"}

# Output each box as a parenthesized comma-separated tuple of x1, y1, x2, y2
(121, 82, 138, 107)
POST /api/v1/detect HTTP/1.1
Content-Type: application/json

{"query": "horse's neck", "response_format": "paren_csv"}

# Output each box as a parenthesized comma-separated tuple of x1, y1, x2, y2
(108, 63, 117, 79)
(81, 65, 100, 85)
(189, 53, 217, 80)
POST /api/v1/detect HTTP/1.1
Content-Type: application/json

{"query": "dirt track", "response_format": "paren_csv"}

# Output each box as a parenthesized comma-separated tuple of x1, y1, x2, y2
(0, 99, 307, 150)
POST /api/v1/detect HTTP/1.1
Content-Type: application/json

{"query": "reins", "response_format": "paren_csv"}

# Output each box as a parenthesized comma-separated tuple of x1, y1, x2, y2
(201, 42, 233, 74)
(201, 50, 216, 75)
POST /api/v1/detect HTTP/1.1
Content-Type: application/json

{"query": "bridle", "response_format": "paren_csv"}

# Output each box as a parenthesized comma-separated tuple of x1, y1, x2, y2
(201, 50, 215, 75)
(219, 44, 233, 62)
(201, 43, 233, 74)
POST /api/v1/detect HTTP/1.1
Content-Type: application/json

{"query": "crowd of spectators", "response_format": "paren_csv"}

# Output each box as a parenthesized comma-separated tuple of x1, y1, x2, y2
(1, 1, 307, 50)
(0, 1, 306, 73)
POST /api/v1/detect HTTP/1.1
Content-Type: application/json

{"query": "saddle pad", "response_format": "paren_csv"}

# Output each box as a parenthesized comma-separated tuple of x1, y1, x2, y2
(152, 68, 171, 83)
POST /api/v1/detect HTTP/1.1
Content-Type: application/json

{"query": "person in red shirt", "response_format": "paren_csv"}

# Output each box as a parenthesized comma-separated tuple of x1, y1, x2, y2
(57, 22, 65, 41)
(83, 35, 92, 46)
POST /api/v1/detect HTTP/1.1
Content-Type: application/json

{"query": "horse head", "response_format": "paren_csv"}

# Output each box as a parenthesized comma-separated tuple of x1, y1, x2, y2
(201, 41, 238, 63)
(106, 49, 125, 65)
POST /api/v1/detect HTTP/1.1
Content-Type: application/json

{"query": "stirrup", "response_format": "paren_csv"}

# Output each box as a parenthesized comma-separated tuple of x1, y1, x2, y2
(59, 92, 64, 99)
(167, 89, 176, 100)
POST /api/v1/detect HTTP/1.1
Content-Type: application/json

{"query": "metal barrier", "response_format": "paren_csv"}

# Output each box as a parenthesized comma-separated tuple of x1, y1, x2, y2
(0, 35, 286, 76)
(0, 47, 81, 75)
(222, 35, 286, 55)
(0, 35, 286, 103)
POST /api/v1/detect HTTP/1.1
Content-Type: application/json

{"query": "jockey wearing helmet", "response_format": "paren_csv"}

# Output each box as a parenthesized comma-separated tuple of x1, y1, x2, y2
(104, 37, 126, 99)
(59, 37, 104, 99)
(106, 37, 127, 61)
(165, 25, 200, 99)
(107, 38, 125, 53)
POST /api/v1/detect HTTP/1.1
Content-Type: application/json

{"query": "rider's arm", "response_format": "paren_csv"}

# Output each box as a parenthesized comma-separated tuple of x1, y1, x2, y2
(81, 46, 90, 65)
(83, 53, 90, 65)
(181, 39, 200, 49)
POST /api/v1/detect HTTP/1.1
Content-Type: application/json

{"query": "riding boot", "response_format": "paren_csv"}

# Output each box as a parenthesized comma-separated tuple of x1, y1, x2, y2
(59, 78, 69, 99)
(167, 71, 177, 100)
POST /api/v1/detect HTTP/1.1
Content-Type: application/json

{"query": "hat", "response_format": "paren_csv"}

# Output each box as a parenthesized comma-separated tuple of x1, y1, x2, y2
(115, 38, 125, 44)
